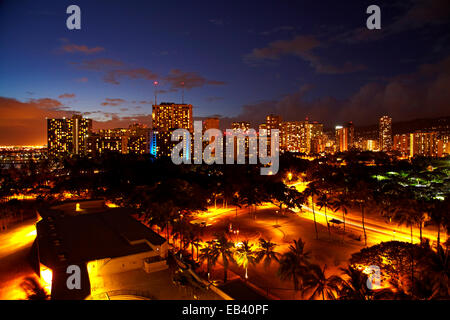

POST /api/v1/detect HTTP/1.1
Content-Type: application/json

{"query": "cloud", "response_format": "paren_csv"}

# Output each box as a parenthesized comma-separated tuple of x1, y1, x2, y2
(334, 0, 450, 43)
(73, 58, 124, 71)
(260, 26, 295, 36)
(0, 97, 72, 145)
(225, 55, 450, 127)
(389, 0, 450, 34)
(76, 77, 88, 83)
(100, 98, 126, 106)
(165, 69, 226, 90)
(0, 96, 154, 145)
(61, 44, 104, 54)
(244, 35, 366, 74)
(58, 93, 75, 99)
(92, 113, 152, 130)
(72, 59, 158, 85)
(104, 68, 158, 85)
(205, 96, 224, 102)
(245, 35, 320, 62)
(209, 19, 224, 26)
(71, 58, 224, 90)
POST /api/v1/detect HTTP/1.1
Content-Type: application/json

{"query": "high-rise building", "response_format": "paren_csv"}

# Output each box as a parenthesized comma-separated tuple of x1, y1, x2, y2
(152, 103, 193, 158)
(266, 114, 281, 132)
(47, 115, 92, 156)
(280, 120, 322, 154)
(203, 117, 220, 132)
(231, 121, 250, 132)
(362, 139, 379, 152)
(379, 116, 393, 152)
(281, 121, 302, 152)
(345, 121, 354, 149)
(91, 124, 152, 156)
(127, 123, 152, 155)
(96, 128, 128, 155)
(152, 103, 193, 132)
(202, 117, 220, 158)
(231, 121, 255, 159)
(266, 115, 281, 151)
(310, 121, 324, 154)
(410, 132, 439, 157)
(335, 126, 347, 152)
(335, 122, 354, 153)
(393, 134, 410, 156)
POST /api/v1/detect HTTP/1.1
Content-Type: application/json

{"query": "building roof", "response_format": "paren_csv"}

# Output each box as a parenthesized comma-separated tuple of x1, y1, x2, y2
(37, 206, 166, 269)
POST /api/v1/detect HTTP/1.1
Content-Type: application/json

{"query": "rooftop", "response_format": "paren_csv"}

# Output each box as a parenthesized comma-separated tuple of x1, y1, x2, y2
(37, 204, 166, 269)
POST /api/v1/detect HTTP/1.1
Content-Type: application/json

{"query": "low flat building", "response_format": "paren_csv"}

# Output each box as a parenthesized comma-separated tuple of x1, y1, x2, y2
(36, 202, 168, 299)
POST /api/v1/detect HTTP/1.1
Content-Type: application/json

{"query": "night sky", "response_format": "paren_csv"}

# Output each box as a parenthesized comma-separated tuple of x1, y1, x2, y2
(0, 0, 449, 145)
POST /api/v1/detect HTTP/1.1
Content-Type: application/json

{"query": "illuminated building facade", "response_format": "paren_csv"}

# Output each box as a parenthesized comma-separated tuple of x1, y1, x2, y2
(281, 121, 302, 152)
(410, 132, 439, 157)
(152, 103, 193, 132)
(92, 125, 151, 156)
(393, 134, 410, 156)
(95, 129, 128, 155)
(231, 121, 256, 159)
(152, 103, 193, 158)
(203, 117, 220, 132)
(379, 116, 393, 152)
(47, 115, 92, 157)
(231, 121, 250, 132)
(203, 117, 220, 157)
(127, 123, 152, 155)
(335, 122, 354, 152)
(362, 139, 379, 151)
(310, 121, 324, 154)
(280, 120, 317, 153)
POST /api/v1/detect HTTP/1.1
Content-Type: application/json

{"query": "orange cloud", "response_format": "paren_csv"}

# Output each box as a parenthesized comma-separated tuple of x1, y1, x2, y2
(61, 44, 104, 54)
(58, 93, 75, 99)
(0, 97, 72, 145)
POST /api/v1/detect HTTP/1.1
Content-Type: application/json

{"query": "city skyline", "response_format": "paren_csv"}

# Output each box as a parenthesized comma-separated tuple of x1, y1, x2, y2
(1, 0, 450, 145)
(42, 111, 450, 159)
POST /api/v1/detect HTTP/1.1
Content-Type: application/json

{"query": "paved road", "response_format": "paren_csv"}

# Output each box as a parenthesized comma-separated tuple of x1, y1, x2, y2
(0, 218, 37, 299)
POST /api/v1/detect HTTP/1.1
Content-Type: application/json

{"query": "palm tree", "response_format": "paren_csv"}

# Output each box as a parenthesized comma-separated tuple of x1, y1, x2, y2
(303, 264, 339, 300)
(234, 240, 257, 280)
(395, 200, 418, 244)
(331, 193, 351, 238)
(430, 198, 447, 248)
(199, 240, 219, 281)
(277, 238, 311, 295)
(423, 244, 450, 298)
(304, 184, 320, 240)
(212, 233, 235, 283)
(20, 276, 50, 300)
(352, 181, 372, 246)
(256, 238, 280, 270)
(316, 193, 331, 238)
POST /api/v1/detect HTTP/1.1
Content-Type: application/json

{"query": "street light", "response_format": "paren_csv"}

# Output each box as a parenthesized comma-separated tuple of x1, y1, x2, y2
(275, 210, 279, 226)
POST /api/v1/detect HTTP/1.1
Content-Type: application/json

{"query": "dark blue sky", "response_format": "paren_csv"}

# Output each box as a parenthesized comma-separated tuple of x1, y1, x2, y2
(0, 0, 449, 145)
